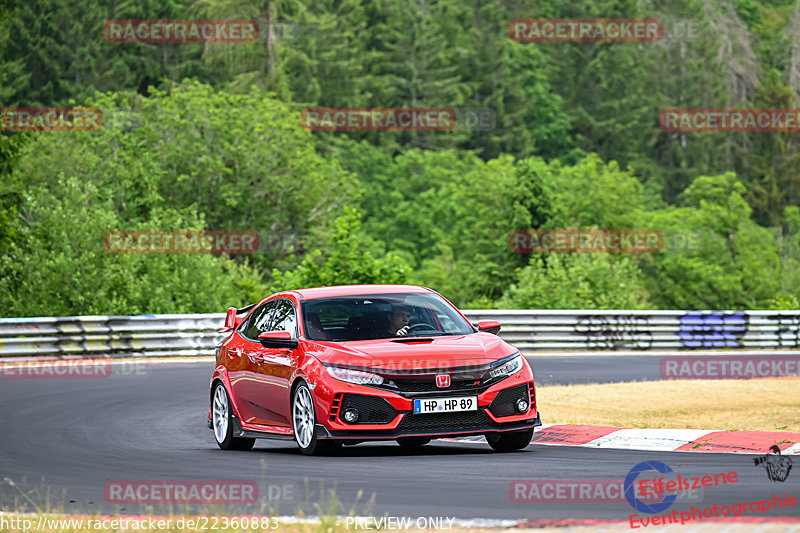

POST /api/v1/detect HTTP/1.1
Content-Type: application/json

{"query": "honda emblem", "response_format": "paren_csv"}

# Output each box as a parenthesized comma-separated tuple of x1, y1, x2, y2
(435, 374, 450, 388)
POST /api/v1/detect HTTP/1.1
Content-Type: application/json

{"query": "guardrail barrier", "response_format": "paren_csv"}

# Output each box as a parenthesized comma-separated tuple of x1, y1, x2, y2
(1, 310, 798, 358)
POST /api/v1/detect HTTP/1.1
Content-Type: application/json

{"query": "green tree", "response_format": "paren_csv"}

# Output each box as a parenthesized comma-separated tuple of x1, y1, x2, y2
(524, 153, 643, 230)
(735, 70, 800, 226)
(0, 132, 28, 251)
(454, 0, 574, 160)
(0, 0, 208, 107)
(540, 0, 658, 176)
(0, 82, 359, 315)
(772, 205, 800, 301)
(16, 83, 359, 267)
(500, 254, 651, 309)
(0, 176, 244, 316)
(640, 173, 784, 309)
(334, 140, 528, 306)
(636, 0, 734, 202)
(190, 0, 294, 98)
(269, 207, 411, 290)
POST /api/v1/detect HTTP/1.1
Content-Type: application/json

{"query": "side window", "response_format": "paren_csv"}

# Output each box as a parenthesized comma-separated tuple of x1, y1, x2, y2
(270, 300, 297, 335)
(240, 301, 276, 340)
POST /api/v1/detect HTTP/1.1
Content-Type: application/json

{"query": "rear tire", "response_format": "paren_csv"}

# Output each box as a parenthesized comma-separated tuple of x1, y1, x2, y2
(212, 382, 256, 451)
(292, 382, 341, 456)
(396, 437, 432, 448)
(486, 428, 533, 452)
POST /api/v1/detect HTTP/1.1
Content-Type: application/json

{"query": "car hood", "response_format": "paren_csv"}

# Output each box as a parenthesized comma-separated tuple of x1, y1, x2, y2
(306, 333, 515, 373)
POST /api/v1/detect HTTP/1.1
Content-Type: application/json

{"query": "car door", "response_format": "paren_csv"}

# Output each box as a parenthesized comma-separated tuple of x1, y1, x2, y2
(229, 300, 276, 426)
(250, 298, 299, 427)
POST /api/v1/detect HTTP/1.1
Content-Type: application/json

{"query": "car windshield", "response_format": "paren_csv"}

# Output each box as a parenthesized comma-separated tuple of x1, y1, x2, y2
(301, 292, 475, 342)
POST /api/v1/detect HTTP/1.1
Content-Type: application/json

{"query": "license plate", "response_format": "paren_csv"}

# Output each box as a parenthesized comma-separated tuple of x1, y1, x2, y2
(413, 396, 477, 414)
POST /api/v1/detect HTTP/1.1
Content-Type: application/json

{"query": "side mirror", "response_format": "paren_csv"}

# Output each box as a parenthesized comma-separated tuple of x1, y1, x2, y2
(258, 331, 299, 349)
(477, 320, 501, 335)
(219, 307, 238, 333)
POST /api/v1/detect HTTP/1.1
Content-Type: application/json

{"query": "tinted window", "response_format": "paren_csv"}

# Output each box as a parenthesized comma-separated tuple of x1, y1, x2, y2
(240, 301, 276, 340)
(301, 292, 474, 341)
(270, 299, 297, 335)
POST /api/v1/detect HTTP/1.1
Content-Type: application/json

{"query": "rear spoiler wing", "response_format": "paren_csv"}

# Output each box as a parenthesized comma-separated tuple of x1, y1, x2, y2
(219, 303, 256, 333)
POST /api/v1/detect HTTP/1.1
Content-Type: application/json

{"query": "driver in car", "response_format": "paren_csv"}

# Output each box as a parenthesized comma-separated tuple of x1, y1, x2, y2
(383, 304, 412, 336)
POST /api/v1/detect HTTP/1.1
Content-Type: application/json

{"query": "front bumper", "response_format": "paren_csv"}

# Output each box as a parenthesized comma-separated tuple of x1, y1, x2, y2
(315, 369, 540, 440)
(318, 411, 541, 440)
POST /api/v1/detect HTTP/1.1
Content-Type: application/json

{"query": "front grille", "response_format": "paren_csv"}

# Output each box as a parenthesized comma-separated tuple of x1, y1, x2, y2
(340, 394, 397, 424)
(389, 378, 481, 393)
(488, 384, 529, 418)
(396, 410, 491, 432)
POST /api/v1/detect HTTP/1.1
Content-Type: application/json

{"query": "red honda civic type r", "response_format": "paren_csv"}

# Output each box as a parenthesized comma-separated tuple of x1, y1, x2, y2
(208, 284, 541, 455)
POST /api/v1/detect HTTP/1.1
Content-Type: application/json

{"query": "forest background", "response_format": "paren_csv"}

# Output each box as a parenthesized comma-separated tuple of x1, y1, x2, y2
(1, 0, 800, 316)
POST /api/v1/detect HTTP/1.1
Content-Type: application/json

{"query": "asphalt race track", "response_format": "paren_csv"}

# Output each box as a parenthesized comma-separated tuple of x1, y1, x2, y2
(1, 358, 797, 522)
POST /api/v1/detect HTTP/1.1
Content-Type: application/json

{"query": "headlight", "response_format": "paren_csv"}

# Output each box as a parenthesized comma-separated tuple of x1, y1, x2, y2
(489, 353, 524, 379)
(325, 366, 384, 385)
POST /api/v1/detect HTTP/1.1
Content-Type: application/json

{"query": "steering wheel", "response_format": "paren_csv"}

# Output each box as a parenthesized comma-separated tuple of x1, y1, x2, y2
(406, 322, 436, 333)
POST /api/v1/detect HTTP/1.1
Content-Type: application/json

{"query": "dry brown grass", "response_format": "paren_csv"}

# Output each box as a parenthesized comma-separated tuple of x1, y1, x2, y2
(537, 378, 800, 431)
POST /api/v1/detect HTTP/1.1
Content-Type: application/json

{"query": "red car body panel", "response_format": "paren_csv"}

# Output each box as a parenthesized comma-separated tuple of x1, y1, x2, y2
(209, 284, 540, 442)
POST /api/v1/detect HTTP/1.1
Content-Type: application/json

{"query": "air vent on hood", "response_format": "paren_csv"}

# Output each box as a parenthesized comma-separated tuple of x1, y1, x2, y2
(390, 337, 435, 343)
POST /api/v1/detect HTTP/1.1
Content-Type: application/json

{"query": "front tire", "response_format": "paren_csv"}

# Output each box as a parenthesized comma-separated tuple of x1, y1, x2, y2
(486, 428, 534, 452)
(292, 382, 341, 456)
(212, 382, 255, 451)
